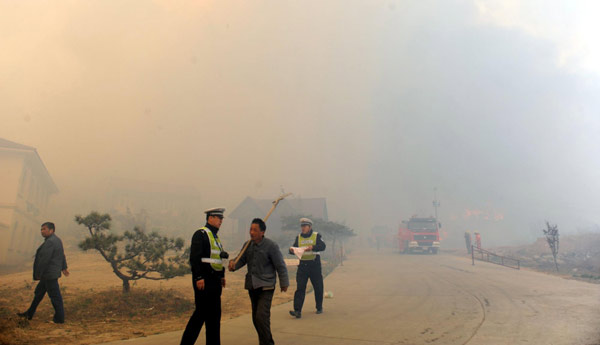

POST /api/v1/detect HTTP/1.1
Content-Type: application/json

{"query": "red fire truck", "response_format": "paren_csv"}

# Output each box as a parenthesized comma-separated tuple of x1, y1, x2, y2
(398, 216, 440, 254)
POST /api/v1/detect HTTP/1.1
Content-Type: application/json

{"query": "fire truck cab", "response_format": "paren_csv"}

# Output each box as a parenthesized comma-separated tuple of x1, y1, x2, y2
(398, 216, 440, 254)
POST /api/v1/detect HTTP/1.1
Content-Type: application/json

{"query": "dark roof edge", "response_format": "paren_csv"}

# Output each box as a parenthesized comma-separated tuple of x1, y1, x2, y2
(0, 138, 58, 193)
(0, 138, 36, 151)
(32, 149, 58, 194)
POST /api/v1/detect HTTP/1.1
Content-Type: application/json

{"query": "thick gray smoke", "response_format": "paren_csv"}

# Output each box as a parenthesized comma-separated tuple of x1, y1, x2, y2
(2, 1, 599, 246)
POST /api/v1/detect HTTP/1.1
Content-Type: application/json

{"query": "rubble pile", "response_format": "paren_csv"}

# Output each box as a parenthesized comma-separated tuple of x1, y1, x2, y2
(492, 233, 600, 282)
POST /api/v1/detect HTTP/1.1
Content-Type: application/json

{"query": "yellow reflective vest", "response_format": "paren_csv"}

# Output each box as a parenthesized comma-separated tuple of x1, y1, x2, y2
(200, 227, 224, 271)
(298, 232, 319, 261)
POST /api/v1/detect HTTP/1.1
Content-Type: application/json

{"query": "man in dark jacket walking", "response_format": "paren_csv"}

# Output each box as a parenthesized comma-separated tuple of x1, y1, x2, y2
(229, 218, 289, 345)
(18, 222, 69, 323)
(288, 218, 326, 318)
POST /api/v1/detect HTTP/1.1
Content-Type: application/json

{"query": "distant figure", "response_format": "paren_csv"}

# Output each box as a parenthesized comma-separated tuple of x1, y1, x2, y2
(229, 218, 289, 345)
(181, 208, 228, 345)
(18, 222, 69, 323)
(288, 218, 326, 318)
(474, 232, 482, 250)
(464, 231, 472, 254)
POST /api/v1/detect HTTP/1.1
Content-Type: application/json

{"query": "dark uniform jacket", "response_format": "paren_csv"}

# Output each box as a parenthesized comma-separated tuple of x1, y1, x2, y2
(289, 230, 326, 264)
(33, 233, 67, 281)
(234, 237, 289, 290)
(189, 223, 225, 282)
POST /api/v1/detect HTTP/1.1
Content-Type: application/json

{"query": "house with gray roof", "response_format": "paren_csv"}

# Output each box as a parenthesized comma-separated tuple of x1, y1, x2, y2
(228, 196, 328, 243)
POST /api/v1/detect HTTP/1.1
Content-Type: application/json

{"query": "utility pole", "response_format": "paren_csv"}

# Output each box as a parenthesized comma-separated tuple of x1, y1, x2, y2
(433, 187, 441, 231)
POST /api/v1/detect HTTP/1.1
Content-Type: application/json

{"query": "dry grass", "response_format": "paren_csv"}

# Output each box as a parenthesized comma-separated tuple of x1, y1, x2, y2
(0, 249, 296, 345)
(489, 233, 600, 283)
(0, 286, 193, 345)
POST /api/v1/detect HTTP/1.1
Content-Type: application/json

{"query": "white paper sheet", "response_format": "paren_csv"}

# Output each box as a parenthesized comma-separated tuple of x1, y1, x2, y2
(291, 246, 307, 260)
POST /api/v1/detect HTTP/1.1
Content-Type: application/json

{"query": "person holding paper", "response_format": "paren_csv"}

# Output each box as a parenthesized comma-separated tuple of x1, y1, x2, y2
(288, 217, 326, 318)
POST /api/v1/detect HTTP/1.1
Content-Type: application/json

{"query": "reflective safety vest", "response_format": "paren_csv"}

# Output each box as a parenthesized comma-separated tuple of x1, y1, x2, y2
(200, 227, 224, 271)
(298, 231, 320, 261)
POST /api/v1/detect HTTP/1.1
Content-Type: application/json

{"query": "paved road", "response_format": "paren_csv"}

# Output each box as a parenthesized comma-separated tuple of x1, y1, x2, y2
(103, 250, 600, 345)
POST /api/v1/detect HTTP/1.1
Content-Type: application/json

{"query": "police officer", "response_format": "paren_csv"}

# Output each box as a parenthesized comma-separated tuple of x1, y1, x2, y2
(181, 208, 228, 345)
(288, 218, 326, 318)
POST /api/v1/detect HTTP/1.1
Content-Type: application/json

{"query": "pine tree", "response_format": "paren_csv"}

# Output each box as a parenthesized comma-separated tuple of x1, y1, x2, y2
(76, 211, 189, 293)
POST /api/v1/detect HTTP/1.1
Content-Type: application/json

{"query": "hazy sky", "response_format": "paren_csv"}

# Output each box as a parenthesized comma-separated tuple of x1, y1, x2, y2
(2, 1, 599, 245)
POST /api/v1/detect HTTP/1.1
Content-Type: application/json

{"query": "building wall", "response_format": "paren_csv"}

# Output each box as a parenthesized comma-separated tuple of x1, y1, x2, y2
(0, 154, 23, 204)
(0, 151, 55, 265)
(0, 154, 24, 264)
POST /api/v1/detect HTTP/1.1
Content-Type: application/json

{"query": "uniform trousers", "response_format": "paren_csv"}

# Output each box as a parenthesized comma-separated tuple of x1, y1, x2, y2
(293, 260, 323, 312)
(26, 279, 65, 323)
(249, 288, 275, 345)
(181, 278, 222, 345)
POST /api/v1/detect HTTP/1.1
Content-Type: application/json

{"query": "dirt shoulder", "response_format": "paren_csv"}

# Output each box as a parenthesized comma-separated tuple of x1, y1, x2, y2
(0, 250, 296, 345)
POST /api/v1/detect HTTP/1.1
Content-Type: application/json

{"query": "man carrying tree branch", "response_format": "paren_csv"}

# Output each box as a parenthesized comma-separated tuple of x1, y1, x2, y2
(229, 218, 289, 345)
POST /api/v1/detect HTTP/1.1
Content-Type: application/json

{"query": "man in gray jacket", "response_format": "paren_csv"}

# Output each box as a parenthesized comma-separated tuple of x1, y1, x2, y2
(18, 222, 69, 323)
(229, 218, 289, 345)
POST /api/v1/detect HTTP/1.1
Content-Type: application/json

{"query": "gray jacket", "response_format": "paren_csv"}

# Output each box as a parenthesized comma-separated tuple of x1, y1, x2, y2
(33, 233, 67, 280)
(234, 237, 289, 290)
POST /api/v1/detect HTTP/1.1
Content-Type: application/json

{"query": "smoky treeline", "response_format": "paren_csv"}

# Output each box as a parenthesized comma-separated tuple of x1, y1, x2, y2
(2, 1, 600, 249)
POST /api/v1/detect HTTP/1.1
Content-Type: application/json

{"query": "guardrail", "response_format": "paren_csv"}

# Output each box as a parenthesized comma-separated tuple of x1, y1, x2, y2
(471, 245, 520, 270)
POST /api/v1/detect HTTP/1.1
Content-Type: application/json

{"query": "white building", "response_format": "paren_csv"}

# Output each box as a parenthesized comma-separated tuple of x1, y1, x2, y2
(0, 138, 58, 265)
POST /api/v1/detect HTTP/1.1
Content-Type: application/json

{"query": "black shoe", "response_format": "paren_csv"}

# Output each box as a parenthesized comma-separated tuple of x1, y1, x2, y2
(316, 309, 323, 314)
(17, 312, 31, 320)
(289, 310, 301, 318)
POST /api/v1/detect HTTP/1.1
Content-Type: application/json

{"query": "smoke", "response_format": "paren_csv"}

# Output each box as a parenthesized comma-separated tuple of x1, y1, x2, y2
(1, 1, 599, 246)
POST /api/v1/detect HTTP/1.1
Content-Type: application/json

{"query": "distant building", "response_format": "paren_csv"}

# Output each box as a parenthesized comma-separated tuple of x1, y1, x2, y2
(0, 138, 58, 265)
(228, 196, 328, 242)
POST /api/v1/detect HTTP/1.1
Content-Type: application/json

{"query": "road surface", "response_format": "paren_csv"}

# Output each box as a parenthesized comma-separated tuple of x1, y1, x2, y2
(103, 250, 600, 345)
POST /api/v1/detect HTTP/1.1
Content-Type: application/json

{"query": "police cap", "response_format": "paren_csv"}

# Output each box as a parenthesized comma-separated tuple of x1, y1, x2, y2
(205, 207, 226, 217)
(300, 217, 313, 226)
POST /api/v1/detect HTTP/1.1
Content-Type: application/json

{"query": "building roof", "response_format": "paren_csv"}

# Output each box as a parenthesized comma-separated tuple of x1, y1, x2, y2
(286, 198, 328, 221)
(0, 138, 36, 151)
(229, 196, 328, 221)
(0, 137, 58, 193)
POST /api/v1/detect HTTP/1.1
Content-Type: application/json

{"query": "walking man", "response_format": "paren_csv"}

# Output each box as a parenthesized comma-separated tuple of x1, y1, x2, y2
(18, 222, 69, 323)
(229, 218, 289, 345)
(181, 208, 228, 345)
(288, 218, 326, 318)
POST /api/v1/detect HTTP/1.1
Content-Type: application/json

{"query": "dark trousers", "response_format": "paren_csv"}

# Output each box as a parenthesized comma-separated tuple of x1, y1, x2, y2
(181, 279, 222, 345)
(26, 279, 65, 323)
(249, 288, 275, 345)
(293, 261, 323, 312)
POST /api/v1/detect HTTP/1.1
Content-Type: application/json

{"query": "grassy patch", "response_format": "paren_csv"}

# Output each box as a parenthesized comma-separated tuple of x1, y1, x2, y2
(573, 273, 600, 281)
